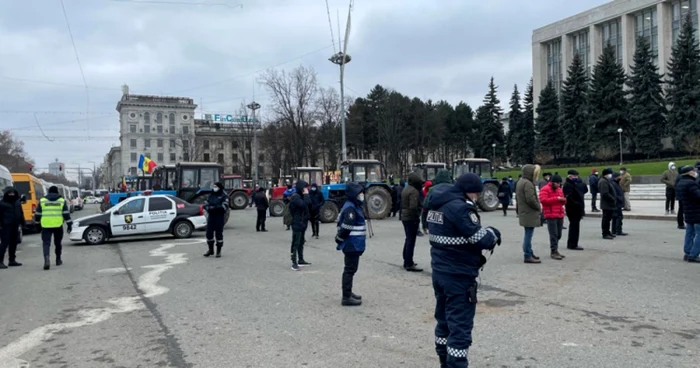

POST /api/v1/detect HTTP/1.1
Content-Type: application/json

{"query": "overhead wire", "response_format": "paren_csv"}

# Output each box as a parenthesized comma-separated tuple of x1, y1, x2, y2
(325, 0, 337, 54)
(33, 114, 55, 142)
(59, 0, 91, 138)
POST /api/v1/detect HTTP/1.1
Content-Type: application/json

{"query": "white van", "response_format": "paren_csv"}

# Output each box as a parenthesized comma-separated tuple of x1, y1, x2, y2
(70, 187, 83, 210)
(0, 164, 12, 193)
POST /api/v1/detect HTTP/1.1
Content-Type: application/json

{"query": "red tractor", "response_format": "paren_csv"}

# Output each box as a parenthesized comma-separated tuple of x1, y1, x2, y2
(269, 167, 324, 217)
(222, 174, 252, 210)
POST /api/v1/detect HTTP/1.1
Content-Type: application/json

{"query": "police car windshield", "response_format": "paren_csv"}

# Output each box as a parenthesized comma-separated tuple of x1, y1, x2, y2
(166, 195, 189, 206)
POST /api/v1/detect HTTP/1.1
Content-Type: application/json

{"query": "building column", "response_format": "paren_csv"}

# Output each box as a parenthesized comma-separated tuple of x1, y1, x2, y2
(589, 24, 602, 71)
(532, 41, 545, 110)
(657, 1, 672, 75)
(621, 14, 636, 74)
(561, 34, 571, 81)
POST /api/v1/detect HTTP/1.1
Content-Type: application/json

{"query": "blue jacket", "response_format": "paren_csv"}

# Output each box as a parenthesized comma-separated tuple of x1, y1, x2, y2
(611, 180, 624, 210)
(677, 175, 700, 224)
(427, 184, 497, 278)
(283, 187, 296, 204)
(335, 182, 366, 253)
(589, 174, 599, 194)
(289, 180, 310, 232)
(205, 190, 228, 216)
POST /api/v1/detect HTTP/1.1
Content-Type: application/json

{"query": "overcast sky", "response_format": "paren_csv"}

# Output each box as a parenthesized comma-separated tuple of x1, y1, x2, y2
(0, 0, 609, 178)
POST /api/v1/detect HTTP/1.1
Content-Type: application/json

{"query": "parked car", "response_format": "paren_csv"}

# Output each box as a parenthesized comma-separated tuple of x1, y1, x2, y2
(84, 196, 101, 204)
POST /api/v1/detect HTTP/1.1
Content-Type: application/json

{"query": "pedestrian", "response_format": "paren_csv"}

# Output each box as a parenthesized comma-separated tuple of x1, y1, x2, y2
(619, 167, 632, 211)
(400, 172, 423, 272)
(676, 165, 685, 229)
(516, 164, 543, 264)
(539, 174, 567, 260)
(676, 165, 700, 262)
(203, 182, 228, 258)
(497, 177, 512, 216)
(421, 180, 433, 235)
(250, 184, 260, 208)
(394, 179, 404, 219)
(334, 182, 366, 306)
(514, 174, 522, 216)
(289, 180, 311, 271)
(563, 170, 586, 250)
(0, 187, 26, 269)
(424, 170, 452, 208)
(390, 178, 399, 217)
(426, 173, 501, 368)
(282, 181, 295, 230)
(589, 168, 600, 212)
(538, 172, 552, 190)
(308, 183, 324, 239)
(34, 185, 72, 270)
(598, 168, 617, 240)
(661, 162, 678, 215)
(611, 173, 628, 236)
(253, 186, 269, 232)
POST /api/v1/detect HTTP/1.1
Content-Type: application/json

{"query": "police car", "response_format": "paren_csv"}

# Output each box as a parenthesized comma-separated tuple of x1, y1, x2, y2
(69, 193, 207, 245)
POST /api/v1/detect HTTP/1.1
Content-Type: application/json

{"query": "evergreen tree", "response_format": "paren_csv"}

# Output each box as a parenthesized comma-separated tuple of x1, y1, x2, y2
(521, 78, 536, 163)
(628, 37, 666, 156)
(453, 102, 475, 158)
(589, 44, 628, 151)
(473, 105, 490, 158)
(666, 13, 700, 149)
(506, 85, 523, 164)
(480, 77, 506, 160)
(560, 52, 590, 159)
(535, 81, 563, 157)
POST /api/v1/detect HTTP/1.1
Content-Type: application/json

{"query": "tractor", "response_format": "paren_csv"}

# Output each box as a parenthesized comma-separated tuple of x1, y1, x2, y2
(452, 158, 500, 212)
(325, 159, 393, 220)
(222, 174, 252, 210)
(411, 162, 448, 181)
(268, 167, 338, 222)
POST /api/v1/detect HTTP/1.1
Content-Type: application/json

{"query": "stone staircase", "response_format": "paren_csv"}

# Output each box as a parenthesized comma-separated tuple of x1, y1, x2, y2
(534, 184, 667, 201)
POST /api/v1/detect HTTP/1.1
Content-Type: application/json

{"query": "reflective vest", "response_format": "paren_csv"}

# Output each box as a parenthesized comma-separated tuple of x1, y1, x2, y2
(336, 201, 366, 253)
(40, 197, 66, 228)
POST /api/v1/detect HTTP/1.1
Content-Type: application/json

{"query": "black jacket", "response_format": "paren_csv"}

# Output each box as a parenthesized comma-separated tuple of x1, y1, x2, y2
(611, 180, 624, 210)
(677, 175, 700, 224)
(205, 190, 229, 216)
(497, 182, 512, 205)
(589, 174, 599, 194)
(563, 178, 587, 218)
(308, 188, 324, 213)
(0, 187, 25, 227)
(400, 173, 422, 221)
(290, 180, 310, 232)
(253, 189, 268, 210)
(597, 177, 617, 211)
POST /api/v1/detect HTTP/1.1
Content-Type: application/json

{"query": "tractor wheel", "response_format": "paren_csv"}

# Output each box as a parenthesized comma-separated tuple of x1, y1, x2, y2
(230, 191, 248, 210)
(478, 182, 500, 212)
(269, 200, 285, 217)
(365, 186, 392, 219)
(319, 201, 339, 223)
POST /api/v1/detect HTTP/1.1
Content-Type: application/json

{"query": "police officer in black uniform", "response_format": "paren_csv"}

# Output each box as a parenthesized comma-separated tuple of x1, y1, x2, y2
(426, 173, 501, 368)
(204, 182, 228, 258)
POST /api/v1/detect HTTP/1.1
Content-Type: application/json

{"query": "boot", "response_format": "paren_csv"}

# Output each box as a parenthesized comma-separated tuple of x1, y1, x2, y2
(56, 255, 63, 266)
(215, 243, 222, 258)
(350, 293, 362, 300)
(0, 263, 7, 269)
(524, 257, 541, 264)
(550, 251, 564, 260)
(341, 296, 362, 306)
(298, 247, 310, 266)
(8, 258, 22, 267)
(203, 242, 214, 257)
(43, 256, 50, 270)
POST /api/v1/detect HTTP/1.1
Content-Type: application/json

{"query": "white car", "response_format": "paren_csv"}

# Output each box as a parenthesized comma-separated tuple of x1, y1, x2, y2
(69, 194, 207, 245)
(84, 196, 101, 204)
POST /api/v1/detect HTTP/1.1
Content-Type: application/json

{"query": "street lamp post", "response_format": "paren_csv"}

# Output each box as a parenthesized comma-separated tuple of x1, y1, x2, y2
(247, 101, 261, 183)
(617, 128, 623, 165)
(491, 143, 496, 166)
(88, 160, 97, 193)
(329, 52, 352, 162)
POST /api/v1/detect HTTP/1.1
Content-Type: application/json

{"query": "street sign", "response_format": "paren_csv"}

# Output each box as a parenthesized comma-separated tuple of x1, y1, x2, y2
(205, 114, 258, 123)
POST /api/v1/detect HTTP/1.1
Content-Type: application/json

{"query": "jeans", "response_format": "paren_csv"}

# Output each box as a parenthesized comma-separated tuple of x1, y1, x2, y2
(402, 220, 419, 267)
(665, 187, 676, 211)
(546, 218, 563, 252)
(612, 209, 624, 234)
(41, 227, 63, 258)
(591, 192, 598, 210)
(601, 210, 614, 236)
(433, 273, 476, 368)
(342, 251, 362, 298)
(256, 208, 267, 231)
(567, 216, 581, 248)
(684, 223, 700, 258)
(522, 227, 534, 259)
(310, 210, 320, 236)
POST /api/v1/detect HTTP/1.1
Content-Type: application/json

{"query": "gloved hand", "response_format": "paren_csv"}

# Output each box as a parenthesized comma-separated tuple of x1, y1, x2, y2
(67, 221, 73, 233)
(335, 234, 345, 245)
(487, 226, 501, 246)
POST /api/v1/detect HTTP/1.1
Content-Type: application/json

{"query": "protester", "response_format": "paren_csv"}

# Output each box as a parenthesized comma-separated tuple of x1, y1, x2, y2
(539, 174, 566, 260)
(563, 170, 586, 250)
(676, 165, 700, 262)
(598, 168, 617, 239)
(0, 187, 26, 268)
(661, 162, 678, 215)
(538, 172, 552, 190)
(516, 164, 543, 263)
(253, 187, 269, 232)
(497, 177, 512, 216)
(589, 168, 600, 212)
(612, 173, 628, 236)
(308, 183, 324, 239)
(620, 167, 632, 211)
(289, 180, 311, 271)
(401, 172, 423, 272)
(420, 180, 433, 234)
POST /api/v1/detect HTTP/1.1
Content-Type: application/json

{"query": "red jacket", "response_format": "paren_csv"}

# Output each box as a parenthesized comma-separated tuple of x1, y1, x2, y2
(539, 183, 566, 219)
(422, 181, 433, 198)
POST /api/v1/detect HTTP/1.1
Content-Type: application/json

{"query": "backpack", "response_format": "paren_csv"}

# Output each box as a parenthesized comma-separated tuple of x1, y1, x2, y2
(283, 194, 299, 226)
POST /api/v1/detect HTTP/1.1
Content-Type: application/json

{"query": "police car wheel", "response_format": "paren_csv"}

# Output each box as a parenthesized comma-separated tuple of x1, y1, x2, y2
(84, 226, 107, 245)
(173, 220, 194, 239)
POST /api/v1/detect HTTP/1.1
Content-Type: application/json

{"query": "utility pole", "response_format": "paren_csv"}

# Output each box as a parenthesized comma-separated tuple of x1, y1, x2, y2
(247, 101, 261, 183)
(329, 0, 353, 163)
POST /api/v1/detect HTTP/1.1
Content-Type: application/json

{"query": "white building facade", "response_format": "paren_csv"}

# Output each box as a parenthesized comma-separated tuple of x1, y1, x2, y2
(533, 0, 699, 105)
(48, 159, 65, 176)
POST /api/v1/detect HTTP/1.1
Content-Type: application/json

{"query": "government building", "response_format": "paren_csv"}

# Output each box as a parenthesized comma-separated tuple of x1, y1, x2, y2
(532, 0, 698, 105)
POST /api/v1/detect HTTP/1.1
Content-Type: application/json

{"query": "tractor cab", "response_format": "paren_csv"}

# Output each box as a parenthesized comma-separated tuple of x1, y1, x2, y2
(452, 158, 499, 212)
(293, 167, 324, 186)
(334, 160, 392, 219)
(411, 162, 447, 181)
(222, 174, 243, 192)
(222, 174, 252, 210)
(152, 165, 176, 190)
(174, 162, 223, 203)
(340, 159, 386, 184)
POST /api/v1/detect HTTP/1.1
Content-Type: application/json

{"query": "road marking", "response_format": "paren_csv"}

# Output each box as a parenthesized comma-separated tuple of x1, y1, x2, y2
(0, 239, 202, 368)
(96, 267, 133, 274)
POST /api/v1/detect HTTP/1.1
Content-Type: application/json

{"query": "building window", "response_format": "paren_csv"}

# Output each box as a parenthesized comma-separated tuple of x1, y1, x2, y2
(232, 141, 239, 149)
(169, 113, 175, 125)
(183, 152, 190, 161)
(130, 139, 137, 148)
(232, 165, 239, 173)
(673, 0, 699, 44)
(157, 153, 164, 162)
(546, 38, 562, 95)
(203, 153, 210, 162)
(157, 139, 163, 148)
(571, 30, 590, 77)
(602, 18, 623, 65)
(145, 139, 151, 148)
(203, 140, 210, 150)
(129, 167, 137, 175)
(635, 7, 659, 65)
(144, 112, 150, 124)
(232, 153, 239, 162)
(170, 153, 176, 162)
(130, 124, 137, 133)
(182, 126, 189, 135)
(156, 112, 163, 124)
(245, 141, 252, 150)
(217, 153, 224, 164)
(130, 152, 137, 162)
(218, 141, 224, 149)
(170, 139, 176, 148)
(144, 152, 151, 160)
(183, 140, 190, 149)
(144, 124, 151, 133)
(157, 125, 163, 134)
(258, 153, 265, 162)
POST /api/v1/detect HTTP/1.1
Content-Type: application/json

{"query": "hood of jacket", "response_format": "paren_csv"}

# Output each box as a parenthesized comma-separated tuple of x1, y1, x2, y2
(295, 180, 308, 195)
(3, 186, 19, 202)
(45, 192, 63, 201)
(434, 169, 452, 185)
(427, 182, 464, 210)
(521, 164, 541, 182)
(669, 162, 676, 170)
(407, 172, 423, 189)
(346, 182, 363, 205)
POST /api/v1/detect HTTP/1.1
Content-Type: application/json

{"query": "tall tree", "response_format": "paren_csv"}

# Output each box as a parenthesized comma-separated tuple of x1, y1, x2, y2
(589, 44, 628, 151)
(453, 102, 475, 158)
(628, 37, 666, 156)
(666, 13, 700, 150)
(479, 77, 506, 161)
(535, 81, 563, 158)
(506, 84, 523, 164)
(521, 79, 536, 164)
(473, 105, 491, 160)
(0, 130, 33, 173)
(560, 52, 590, 159)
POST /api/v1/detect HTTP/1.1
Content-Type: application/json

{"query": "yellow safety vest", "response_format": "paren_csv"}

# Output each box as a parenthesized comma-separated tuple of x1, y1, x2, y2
(40, 197, 66, 228)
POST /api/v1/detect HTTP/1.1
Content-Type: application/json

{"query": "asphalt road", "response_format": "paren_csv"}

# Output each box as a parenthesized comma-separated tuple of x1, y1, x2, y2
(0, 204, 698, 368)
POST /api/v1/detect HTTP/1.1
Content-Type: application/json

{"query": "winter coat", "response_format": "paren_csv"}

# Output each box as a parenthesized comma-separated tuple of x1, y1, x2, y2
(589, 174, 599, 195)
(308, 188, 324, 213)
(400, 173, 422, 221)
(620, 172, 632, 192)
(539, 183, 566, 219)
(289, 180, 311, 232)
(563, 178, 587, 219)
(612, 180, 624, 210)
(597, 176, 617, 211)
(497, 182, 512, 205)
(335, 182, 366, 253)
(205, 190, 228, 216)
(516, 164, 542, 228)
(253, 189, 269, 210)
(0, 187, 25, 227)
(537, 178, 549, 190)
(677, 175, 700, 224)
(661, 163, 678, 188)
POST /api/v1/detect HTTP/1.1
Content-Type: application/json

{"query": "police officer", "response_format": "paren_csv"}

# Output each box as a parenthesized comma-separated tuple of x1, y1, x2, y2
(204, 182, 228, 258)
(426, 173, 501, 368)
(0, 187, 26, 269)
(334, 182, 366, 306)
(35, 186, 72, 270)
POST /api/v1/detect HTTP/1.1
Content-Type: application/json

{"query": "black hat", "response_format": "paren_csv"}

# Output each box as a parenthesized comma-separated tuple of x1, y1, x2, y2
(543, 172, 552, 177)
(502, 177, 508, 181)
(214, 182, 224, 191)
(48, 186, 59, 194)
(612, 172, 621, 179)
(550, 174, 563, 183)
(680, 165, 695, 174)
(602, 167, 614, 176)
(620, 167, 627, 171)
(567, 169, 579, 176)
(455, 173, 483, 194)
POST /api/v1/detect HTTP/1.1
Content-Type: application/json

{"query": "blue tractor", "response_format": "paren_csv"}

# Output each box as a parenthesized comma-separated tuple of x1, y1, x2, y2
(325, 159, 393, 220)
(452, 158, 500, 212)
(268, 167, 339, 223)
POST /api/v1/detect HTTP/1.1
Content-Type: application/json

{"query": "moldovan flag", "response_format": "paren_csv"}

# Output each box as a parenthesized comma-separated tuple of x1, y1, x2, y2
(138, 154, 157, 174)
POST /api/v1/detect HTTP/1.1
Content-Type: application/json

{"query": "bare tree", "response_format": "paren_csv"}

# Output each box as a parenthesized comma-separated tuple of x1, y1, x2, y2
(534, 150, 554, 165)
(313, 87, 343, 170)
(0, 130, 33, 172)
